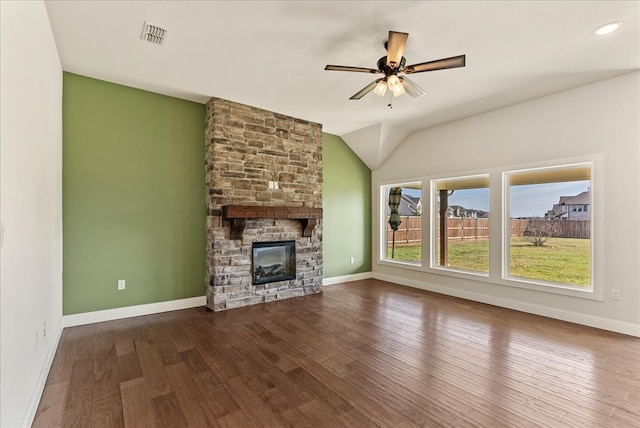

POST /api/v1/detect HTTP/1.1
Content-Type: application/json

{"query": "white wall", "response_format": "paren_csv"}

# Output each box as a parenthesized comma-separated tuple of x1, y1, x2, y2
(373, 72, 640, 335)
(0, 1, 63, 426)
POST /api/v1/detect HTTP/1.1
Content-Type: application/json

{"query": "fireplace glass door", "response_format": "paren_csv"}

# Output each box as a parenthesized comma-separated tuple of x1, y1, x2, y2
(252, 241, 296, 285)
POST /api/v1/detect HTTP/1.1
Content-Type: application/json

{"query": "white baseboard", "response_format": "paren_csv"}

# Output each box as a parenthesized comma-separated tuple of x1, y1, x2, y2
(372, 272, 640, 337)
(22, 317, 65, 427)
(63, 295, 206, 327)
(323, 272, 373, 286)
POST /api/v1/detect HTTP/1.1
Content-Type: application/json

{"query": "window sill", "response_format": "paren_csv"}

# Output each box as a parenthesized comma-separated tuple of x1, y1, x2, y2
(378, 258, 422, 271)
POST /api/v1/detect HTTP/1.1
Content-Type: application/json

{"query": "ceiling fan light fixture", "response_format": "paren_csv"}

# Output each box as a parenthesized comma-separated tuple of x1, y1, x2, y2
(594, 21, 623, 36)
(391, 83, 406, 97)
(387, 75, 405, 97)
(374, 79, 388, 97)
(387, 74, 400, 87)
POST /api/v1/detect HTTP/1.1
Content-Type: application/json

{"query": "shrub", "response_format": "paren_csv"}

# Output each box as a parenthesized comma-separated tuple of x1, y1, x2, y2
(523, 217, 560, 246)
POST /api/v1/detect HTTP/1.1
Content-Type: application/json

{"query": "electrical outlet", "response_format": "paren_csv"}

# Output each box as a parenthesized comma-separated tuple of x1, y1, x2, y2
(350, 257, 355, 264)
(118, 279, 126, 290)
(43, 321, 47, 337)
(611, 289, 621, 300)
(274, 181, 279, 189)
(268, 181, 274, 189)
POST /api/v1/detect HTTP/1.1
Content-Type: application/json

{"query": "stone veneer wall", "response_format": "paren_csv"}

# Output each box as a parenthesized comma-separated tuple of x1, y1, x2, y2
(205, 97, 323, 311)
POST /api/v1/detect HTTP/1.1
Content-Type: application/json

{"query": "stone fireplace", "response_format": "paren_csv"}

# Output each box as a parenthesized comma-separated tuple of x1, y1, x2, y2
(205, 97, 323, 311)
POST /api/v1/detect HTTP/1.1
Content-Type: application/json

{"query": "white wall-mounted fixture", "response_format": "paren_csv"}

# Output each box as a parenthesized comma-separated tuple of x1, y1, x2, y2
(141, 21, 168, 44)
(593, 21, 623, 36)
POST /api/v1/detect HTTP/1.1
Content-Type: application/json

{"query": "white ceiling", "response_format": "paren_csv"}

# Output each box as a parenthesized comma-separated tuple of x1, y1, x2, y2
(44, 1, 639, 169)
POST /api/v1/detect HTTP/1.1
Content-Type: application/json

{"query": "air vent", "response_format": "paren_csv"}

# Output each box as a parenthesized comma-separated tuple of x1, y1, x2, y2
(140, 21, 167, 45)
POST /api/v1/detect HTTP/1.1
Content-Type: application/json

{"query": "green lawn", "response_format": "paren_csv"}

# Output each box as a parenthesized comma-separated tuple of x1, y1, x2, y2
(509, 237, 590, 285)
(387, 237, 590, 286)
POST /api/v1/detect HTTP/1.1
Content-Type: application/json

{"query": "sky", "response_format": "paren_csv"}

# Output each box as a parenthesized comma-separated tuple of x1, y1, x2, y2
(401, 180, 589, 218)
(509, 181, 589, 218)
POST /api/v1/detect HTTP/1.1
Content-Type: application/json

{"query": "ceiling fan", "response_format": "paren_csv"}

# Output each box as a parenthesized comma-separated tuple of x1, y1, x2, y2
(325, 31, 466, 100)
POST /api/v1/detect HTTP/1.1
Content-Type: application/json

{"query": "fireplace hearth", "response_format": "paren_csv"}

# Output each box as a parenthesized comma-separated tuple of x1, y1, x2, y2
(252, 241, 296, 285)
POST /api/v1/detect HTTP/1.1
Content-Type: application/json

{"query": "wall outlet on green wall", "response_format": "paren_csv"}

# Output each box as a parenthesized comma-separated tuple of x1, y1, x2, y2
(117, 280, 125, 290)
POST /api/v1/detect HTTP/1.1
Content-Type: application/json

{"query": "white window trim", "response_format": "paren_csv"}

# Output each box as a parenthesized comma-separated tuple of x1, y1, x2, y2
(430, 173, 491, 276)
(501, 160, 599, 299)
(375, 155, 603, 301)
(378, 181, 423, 267)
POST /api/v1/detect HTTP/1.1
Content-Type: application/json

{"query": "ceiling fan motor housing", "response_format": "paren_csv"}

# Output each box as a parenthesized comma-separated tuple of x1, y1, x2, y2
(377, 56, 406, 75)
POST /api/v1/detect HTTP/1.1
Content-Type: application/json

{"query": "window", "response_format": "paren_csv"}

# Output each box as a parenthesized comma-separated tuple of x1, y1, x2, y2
(381, 183, 422, 265)
(504, 164, 592, 288)
(431, 175, 489, 274)
(378, 158, 598, 299)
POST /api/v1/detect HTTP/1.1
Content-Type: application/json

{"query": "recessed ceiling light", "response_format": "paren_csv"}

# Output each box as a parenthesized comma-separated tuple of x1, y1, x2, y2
(593, 21, 623, 36)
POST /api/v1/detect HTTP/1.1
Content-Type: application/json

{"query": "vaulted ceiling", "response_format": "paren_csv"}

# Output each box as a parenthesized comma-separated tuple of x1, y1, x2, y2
(45, 1, 639, 169)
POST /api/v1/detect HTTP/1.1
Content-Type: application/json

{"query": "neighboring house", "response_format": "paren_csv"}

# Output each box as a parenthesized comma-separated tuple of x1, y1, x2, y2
(448, 205, 489, 219)
(398, 194, 422, 216)
(433, 202, 489, 218)
(546, 189, 591, 220)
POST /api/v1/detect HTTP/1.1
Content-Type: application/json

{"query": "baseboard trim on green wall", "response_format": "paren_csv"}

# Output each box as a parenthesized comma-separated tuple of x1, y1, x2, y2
(64, 295, 206, 327)
(323, 272, 373, 286)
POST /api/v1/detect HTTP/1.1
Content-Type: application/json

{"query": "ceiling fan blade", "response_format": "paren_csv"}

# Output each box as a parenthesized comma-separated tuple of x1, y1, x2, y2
(404, 54, 466, 74)
(386, 31, 408, 69)
(349, 80, 380, 100)
(325, 65, 381, 74)
(400, 77, 427, 98)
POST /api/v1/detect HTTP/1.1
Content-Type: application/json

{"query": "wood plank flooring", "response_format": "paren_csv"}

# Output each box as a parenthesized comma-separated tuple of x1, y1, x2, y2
(33, 279, 640, 427)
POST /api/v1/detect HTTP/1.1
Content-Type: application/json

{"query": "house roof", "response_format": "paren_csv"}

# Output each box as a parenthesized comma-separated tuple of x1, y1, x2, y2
(44, 1, 640, 169)
(398, 194, 421, 216)
(561, 191, 591, 205)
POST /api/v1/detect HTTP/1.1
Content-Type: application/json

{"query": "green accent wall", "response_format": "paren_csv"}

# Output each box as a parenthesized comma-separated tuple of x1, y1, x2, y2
(62, 73, 371, 314)
(63, 73, 206, 314)
(322, 133, 372, 277)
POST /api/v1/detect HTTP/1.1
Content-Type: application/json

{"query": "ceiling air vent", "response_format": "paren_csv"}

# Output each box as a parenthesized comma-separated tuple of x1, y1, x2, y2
(140, 21, 167, 45)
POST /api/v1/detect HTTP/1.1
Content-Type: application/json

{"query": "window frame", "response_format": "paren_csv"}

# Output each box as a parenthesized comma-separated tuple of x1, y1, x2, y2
(379, 181, 423, 268)
(430, 174, 491, 276)
(502, 161, 596, 295)
(375, 156, 602, 301)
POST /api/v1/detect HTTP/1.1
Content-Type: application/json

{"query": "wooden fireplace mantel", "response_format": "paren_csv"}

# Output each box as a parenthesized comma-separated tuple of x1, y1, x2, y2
(222, 205, 323, 239)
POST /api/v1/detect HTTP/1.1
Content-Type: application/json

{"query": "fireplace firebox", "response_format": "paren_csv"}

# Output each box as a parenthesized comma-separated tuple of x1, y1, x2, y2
(252, 241, 296, 285)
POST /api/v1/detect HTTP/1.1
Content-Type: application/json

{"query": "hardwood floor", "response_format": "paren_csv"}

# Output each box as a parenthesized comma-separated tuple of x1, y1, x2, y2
(33, 279, 640, 427)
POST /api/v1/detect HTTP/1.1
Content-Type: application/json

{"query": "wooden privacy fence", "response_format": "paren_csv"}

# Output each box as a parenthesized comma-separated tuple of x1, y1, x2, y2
(387, 217, 590, 244)
(444, 217, 489, 241)
(510, 219, 590, 239)
(387, 216, 423, 244)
